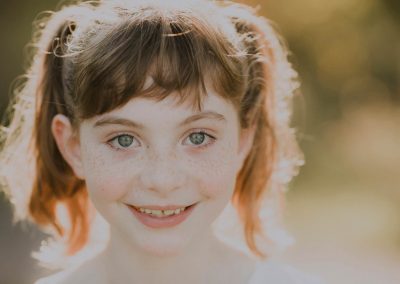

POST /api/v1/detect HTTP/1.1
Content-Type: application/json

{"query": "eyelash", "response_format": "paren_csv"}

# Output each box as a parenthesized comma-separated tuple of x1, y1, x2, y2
(107, 129, 216, 151)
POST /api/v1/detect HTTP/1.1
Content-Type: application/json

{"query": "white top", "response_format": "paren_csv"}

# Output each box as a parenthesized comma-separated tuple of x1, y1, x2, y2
(36, 259, 324, 284)
(247, 260, 324, 284)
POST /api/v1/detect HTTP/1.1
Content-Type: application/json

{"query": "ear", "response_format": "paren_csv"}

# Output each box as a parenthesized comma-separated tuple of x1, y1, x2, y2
(236, 124, 256, 172)
(51, 114, 85, 179)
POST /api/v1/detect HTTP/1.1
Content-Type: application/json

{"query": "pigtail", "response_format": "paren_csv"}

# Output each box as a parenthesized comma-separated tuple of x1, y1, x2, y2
(232, 15, 276, 258)
(0, 7, 92, 257)
(30, 9, 90, 256)
(227, 4, 302, 258)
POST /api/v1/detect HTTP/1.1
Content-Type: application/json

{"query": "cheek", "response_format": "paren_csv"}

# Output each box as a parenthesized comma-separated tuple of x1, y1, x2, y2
(188, 141, 239, 198)
(81, 147, 134, 202)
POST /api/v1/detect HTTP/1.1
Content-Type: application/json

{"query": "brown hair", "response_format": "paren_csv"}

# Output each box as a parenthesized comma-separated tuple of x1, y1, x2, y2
(0, 0, 301, 260)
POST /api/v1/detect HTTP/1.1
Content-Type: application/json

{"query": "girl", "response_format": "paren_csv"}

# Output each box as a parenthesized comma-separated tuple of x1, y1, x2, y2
(0, 0, 322, 283)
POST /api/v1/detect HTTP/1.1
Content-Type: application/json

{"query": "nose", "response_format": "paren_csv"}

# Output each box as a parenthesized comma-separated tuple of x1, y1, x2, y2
(139, 150, 184, 196)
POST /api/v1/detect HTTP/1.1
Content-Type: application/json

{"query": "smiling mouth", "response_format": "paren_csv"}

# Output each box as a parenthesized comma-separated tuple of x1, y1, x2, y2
(127, 203, 197, 228)
(132, 205, 190, 217)
(130, 202, 197, 216)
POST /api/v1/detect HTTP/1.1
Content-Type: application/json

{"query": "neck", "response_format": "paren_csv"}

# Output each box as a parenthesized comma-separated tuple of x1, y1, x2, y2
(100, 226, 226, 284)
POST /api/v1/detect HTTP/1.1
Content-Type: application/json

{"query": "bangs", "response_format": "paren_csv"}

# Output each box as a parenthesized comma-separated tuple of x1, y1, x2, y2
(70, 7, 247, 119)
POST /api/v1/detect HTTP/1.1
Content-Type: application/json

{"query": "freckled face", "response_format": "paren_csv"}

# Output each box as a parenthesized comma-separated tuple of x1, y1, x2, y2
(78, 91, 243, 255)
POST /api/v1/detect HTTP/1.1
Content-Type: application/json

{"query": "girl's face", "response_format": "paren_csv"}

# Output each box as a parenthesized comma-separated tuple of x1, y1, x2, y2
(59, 89, 253, 256)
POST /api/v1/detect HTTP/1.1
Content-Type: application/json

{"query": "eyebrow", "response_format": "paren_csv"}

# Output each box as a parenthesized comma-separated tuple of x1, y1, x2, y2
(93, 111, 226, 129)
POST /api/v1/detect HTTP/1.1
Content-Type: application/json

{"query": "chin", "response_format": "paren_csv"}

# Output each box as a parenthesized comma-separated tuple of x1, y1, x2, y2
(138, 238, 187, 257)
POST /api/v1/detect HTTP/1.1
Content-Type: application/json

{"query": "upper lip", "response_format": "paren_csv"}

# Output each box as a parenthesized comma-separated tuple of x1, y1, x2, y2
(130, 203, 196, 210)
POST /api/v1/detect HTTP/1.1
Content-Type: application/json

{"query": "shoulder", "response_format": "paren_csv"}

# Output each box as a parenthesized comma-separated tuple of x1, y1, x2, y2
(35, 269, 74, 284)
(34, 259, 107, 284)
(247, 260, 324, 284)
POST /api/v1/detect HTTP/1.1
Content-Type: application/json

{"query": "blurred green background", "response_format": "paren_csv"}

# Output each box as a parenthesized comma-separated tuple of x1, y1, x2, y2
(1, 0, 399, 283)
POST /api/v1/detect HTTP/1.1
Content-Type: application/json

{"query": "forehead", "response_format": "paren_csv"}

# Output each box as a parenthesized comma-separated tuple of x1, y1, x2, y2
(89, 89, 238, 126)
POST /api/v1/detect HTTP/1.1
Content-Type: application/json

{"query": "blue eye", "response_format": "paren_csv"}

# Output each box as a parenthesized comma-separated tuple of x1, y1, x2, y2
(108, 134, 139, 150)
(189, 132, 205, 145)
(185, 131, 215, 148)
(107, 131, 215, 151)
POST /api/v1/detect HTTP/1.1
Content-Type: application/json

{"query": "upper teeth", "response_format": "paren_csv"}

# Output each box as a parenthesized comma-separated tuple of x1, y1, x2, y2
(138, 207, 186, 217)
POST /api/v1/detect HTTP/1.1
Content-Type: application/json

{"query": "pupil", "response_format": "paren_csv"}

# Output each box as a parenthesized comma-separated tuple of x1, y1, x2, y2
(118, 135, 133, 147)
(189, 133, 205, 145)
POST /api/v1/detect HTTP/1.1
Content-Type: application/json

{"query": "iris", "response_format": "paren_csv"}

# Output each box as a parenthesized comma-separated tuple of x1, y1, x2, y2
(118, 135, 134, 147)
(189, 133, 205, 145)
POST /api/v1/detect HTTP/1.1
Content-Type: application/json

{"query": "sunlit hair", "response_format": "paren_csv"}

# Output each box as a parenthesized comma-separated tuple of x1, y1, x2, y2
(0, 0, 302, 265)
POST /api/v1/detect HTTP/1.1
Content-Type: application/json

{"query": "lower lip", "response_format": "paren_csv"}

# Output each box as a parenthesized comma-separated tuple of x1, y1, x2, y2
(128, 204, 197, 229)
